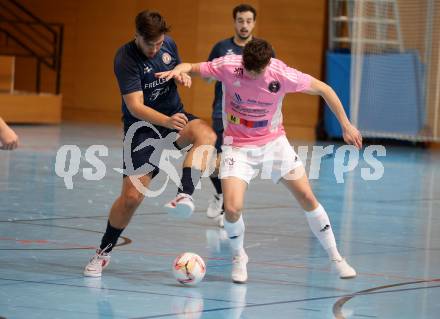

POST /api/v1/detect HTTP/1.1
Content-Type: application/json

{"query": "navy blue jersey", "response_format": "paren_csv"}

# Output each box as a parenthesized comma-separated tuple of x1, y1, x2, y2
(207, 37, 275, 119)
(114, 36, 183, 125)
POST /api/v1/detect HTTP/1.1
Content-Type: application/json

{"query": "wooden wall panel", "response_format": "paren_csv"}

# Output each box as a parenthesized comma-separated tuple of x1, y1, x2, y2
(67, 0, 137, 123)
(259, 0, 325, 133)
(0, 56, 14, 92)
(15, 0, 79, 110)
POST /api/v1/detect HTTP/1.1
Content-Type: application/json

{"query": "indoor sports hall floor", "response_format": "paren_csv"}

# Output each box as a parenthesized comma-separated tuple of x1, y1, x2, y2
(0, 124, 439, 319)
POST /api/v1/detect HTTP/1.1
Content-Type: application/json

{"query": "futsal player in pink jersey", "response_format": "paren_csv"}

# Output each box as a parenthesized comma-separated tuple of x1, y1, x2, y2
(157, 38, 362, 283)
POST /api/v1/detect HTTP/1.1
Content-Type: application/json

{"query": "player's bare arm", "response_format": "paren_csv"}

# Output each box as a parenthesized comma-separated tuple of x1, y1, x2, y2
(304, 78, 363, 149)
(123, 91, 188, 131)
(156, 63, 203, 82)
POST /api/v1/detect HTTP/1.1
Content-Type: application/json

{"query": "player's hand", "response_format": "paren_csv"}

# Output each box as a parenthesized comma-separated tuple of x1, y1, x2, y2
(165, 113, 188, 131)
(342, 123, 362, 149)
(155, 69, 182, 82)
(175, 73, 192, 88)
(0, 125, 19, 150)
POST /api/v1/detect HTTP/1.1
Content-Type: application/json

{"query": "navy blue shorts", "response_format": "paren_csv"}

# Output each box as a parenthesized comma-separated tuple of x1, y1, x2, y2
(122, 112, 198, 178)
(212, 117, 223, 153)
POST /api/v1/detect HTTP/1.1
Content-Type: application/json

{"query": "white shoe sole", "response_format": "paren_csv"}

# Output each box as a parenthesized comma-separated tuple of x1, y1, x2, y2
(340, 273, 357, 279)
(232, 278, 247, 284)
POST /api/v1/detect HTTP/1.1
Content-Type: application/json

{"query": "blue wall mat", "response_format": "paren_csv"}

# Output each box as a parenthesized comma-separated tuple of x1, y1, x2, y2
(324, 52, 424, 138)
(324, 52, 351, 138)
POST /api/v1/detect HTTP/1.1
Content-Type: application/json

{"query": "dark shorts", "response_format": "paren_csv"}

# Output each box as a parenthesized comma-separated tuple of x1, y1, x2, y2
(212, 117, 224, 153)
(122, 112, 198, 178)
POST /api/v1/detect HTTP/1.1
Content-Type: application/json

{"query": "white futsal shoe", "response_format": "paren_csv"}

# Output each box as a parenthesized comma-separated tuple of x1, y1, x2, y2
(164, 193, 194, 218)
(84, 247, 111, 277)
(231, 252, 248, 284)
(206, 194, 224, 227)
(332, 258, 357, 279)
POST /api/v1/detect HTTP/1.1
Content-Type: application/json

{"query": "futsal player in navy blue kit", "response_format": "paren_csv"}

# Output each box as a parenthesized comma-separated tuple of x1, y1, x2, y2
(84, 11, 216, 277)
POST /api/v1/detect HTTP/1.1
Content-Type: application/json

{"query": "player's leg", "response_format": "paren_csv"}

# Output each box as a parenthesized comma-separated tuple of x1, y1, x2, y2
(222, 176, 249, 283)
(85, 122, 157, 277)
(220, 145, 256, 283)
(206, 118, 224, 226)
(164, 116, 216, 218)
(281, 168, 356, 279)
(84, 174, 152, 277)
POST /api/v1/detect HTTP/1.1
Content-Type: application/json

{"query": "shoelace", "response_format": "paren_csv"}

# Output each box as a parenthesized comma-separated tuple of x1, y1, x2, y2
(91, 243, 112, 264)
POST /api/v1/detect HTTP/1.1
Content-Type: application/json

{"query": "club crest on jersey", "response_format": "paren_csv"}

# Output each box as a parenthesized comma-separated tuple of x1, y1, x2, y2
(268, 81, 280, 93)
(162, 52, 172, 65)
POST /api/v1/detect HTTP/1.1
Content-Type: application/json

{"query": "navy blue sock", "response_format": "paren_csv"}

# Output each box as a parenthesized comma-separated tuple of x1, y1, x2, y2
(210, 176, 222, 195)
(100, 220, 124, 252)
(178, 167, 202, 196)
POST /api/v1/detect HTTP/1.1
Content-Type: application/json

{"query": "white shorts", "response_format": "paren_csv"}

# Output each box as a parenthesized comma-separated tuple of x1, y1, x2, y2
(219, 135, 303, 184)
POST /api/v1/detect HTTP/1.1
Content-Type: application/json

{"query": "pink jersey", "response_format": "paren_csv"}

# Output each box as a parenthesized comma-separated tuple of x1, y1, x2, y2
(200, 55, 312, 147)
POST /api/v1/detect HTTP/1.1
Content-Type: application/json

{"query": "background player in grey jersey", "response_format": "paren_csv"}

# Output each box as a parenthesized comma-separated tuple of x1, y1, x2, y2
(206, 4, 257, 227)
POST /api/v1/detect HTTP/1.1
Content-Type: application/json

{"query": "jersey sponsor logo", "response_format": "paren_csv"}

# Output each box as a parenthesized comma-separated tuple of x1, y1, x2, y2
(227, 113, 240, 124)
(233, 80, 241, 87)
(246, 99, 273, 107)
(144, 77, 167, 89)
(162, 52, 172, 64)
(268, 81, 280, 93)
(149, 86, 170, 101)
(233, 67, 243, 78)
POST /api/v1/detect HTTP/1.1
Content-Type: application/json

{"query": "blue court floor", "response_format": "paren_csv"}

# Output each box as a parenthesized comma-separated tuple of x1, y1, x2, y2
(0, 124, 439, 319)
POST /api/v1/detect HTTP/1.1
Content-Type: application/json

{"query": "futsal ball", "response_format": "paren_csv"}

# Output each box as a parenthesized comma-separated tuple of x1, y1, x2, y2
(172, 252, 206, 285)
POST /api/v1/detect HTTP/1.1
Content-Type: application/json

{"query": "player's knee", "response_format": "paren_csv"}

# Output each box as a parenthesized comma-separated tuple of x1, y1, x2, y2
(122, 190, 144, 211)
(196, 127, 216, 146)
(296, 191, 318, 211)
(224, 203, 243, 222)
(205, 129, 217, 146)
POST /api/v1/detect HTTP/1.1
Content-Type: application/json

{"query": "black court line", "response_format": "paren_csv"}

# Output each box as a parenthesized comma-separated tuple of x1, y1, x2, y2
(0, 277, 249, 305)
(129, 280, 440, 319)
(332, 279, 440, 319)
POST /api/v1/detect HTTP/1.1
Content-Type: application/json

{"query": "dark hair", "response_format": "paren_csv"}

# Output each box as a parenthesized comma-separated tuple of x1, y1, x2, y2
(232, 4, 257, 20)
(242, 38, 273, 72)
(135, 10, 170, 42)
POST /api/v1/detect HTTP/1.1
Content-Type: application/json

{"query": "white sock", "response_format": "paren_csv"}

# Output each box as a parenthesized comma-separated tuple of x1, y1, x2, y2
(305, 204, 342, 261)
(224, 215, 245, 256)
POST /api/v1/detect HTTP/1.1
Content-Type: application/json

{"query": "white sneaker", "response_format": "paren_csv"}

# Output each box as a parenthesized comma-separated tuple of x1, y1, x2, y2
(164, 193, 194, 218)
(84, 248, 111, 277)
(332, 258, 357, 279)
(231, 252, 248, 284)
(215, 212, 224, 228)
(206, 194, 223, 218)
